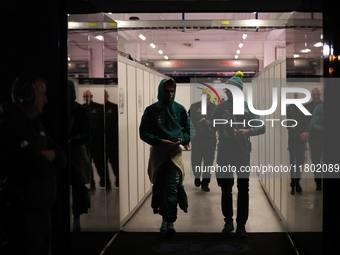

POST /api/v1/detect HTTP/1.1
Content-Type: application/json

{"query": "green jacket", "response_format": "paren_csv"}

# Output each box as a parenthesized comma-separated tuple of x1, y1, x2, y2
(139, 79, 191, 146)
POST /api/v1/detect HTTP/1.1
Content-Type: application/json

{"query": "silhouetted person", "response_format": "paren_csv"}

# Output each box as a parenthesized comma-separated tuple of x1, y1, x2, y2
(0, 74, 67, 255)
(188, 90, 216, 191)
(104, 90, 119, 187)
(139, 78, 190, 237)
(83, 90, 110, 189)
(309, 102, 323, 188)
(305, 88, 323, 190)
(68, 81, 91, 231)
(211, 71, 265, 238)
(287, 93, 308, 195)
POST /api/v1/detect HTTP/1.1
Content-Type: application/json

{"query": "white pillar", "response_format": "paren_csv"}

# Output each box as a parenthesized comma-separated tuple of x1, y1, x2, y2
(89, 33, 105, 78)
(263, 41, 277, 68)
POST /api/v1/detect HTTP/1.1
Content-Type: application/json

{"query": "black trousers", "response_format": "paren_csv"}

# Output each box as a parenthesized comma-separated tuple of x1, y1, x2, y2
(288, 135, 306, 181)
(309, 138, 323, 184)
(191, 141, 216, 184)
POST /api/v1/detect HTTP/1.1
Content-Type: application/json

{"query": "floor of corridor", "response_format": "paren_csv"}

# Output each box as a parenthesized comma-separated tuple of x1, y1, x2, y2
(122, 150, 286, 233)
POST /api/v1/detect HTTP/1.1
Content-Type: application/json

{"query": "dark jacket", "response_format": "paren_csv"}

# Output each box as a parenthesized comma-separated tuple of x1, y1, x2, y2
(68, 82, 91, 147)
(0, 102, 67, 211)
(189, 100, 216, 147)
(84, 101, 104, 141)
(105, 101, 118, 143)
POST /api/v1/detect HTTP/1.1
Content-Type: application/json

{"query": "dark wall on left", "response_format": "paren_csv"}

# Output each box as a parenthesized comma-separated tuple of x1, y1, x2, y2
(0, 1, 70, 254)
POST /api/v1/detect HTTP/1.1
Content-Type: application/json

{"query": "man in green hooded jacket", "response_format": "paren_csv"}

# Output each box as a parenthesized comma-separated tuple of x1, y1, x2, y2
(139, 78, 191, 237)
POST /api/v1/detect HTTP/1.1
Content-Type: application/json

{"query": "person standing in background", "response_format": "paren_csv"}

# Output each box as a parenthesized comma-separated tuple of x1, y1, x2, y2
(188, 90, 216, 191)
(0, 74, 67, 254)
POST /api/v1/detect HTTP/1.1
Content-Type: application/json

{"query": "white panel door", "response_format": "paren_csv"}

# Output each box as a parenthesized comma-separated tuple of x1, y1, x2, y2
(118, 62, 129, 222)
(143, 71, 151, 192)
(136, 68, 145, 201)
(127, 65, 138, 211)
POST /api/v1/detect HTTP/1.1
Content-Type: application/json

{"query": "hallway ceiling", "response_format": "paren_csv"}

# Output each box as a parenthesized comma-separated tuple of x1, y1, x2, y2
(69, 12, 323, 69)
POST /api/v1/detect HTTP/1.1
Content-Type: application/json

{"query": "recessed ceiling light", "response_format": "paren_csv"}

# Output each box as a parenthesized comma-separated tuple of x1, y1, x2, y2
(95, 35, 104, 41)
(314, 42, 323, 47)
(236, 50, 240, 54)
(139, 34, 146, 40)
(239, 42, 243, 48)
(235, 55, 239, 59)
(150, 43, 156, 48)
(300, 49, 311, 53)
(158, 50, 163, 54)
(242, 33, 247, 39)
(164, 55, 169, 60)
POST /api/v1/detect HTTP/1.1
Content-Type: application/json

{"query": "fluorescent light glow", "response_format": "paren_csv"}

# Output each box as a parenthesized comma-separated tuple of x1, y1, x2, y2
(235, 55, 239, 59)
(139, 34, 146, 40)
(108, 12, 112, 14)
(236, 50, 240, 54)
(300, 48, 311, 53)
(314, 42, 323, 47)
(239, 42, 243, 48)
(164, 55, 169, 60)
(323, 44, 330, 57)
(150, 43, 156, 48)
(95, 35, 104, 41)
(294, 54, 299, 58)
(242, 33, 247, 39)
(158, 50, 163, 54)
(68, 57, 71, 61)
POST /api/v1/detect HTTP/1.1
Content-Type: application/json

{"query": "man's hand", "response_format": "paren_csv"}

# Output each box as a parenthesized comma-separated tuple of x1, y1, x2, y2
(41, 150, 55, 162)
(235, 129, 251, 138)
(300, 132, 309, 141)
(162, 139, 181, 147)
(184, 143, 190, 150)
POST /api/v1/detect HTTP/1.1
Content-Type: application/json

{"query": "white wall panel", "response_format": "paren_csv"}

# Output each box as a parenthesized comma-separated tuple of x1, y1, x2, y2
(127, 65, 138, 211)
(150, 74, 155, 104)
(118, 62, 129, 222)
(143, 71, 151, 193)
(136, 68, 145, 201)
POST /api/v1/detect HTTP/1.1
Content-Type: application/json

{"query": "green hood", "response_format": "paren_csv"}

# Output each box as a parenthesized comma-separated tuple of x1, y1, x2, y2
(157, 78, 176, 104)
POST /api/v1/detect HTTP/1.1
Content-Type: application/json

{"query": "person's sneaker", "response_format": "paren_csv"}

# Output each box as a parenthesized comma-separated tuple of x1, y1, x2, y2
(73, 218, 81, 232)
(296, 183, 302, 193)
(236, 226, 248, 238)
(166, 222, 176, 237)
(201, 183, 210, 192)
(194, 178, 201, 187)
(160, 220, 167, 233)
(222, 222, 234, 234)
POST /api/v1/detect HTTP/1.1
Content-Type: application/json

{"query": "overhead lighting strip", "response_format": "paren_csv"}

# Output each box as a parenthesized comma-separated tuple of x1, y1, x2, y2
(68, 19, 322, 30)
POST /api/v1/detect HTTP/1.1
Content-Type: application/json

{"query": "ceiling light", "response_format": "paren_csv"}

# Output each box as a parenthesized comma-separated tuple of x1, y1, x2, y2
(139, 34, 146, 40)
(242, 33, 247, 39)
(235, 55, 239, 59)
(314, 42, 323, 47)
(108, 12, 112, 14)
(150, 43, 156, 48)
(164, 55, 169, 60)
(300, 49, 311, 53)
(68, 57, 71, 61)
(294, 54, 299, 58)
(239, 42, 243, 48)
(158, 50, 163, 54)
(95, 35, 104, 41)
(236, 50, 240, 54)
